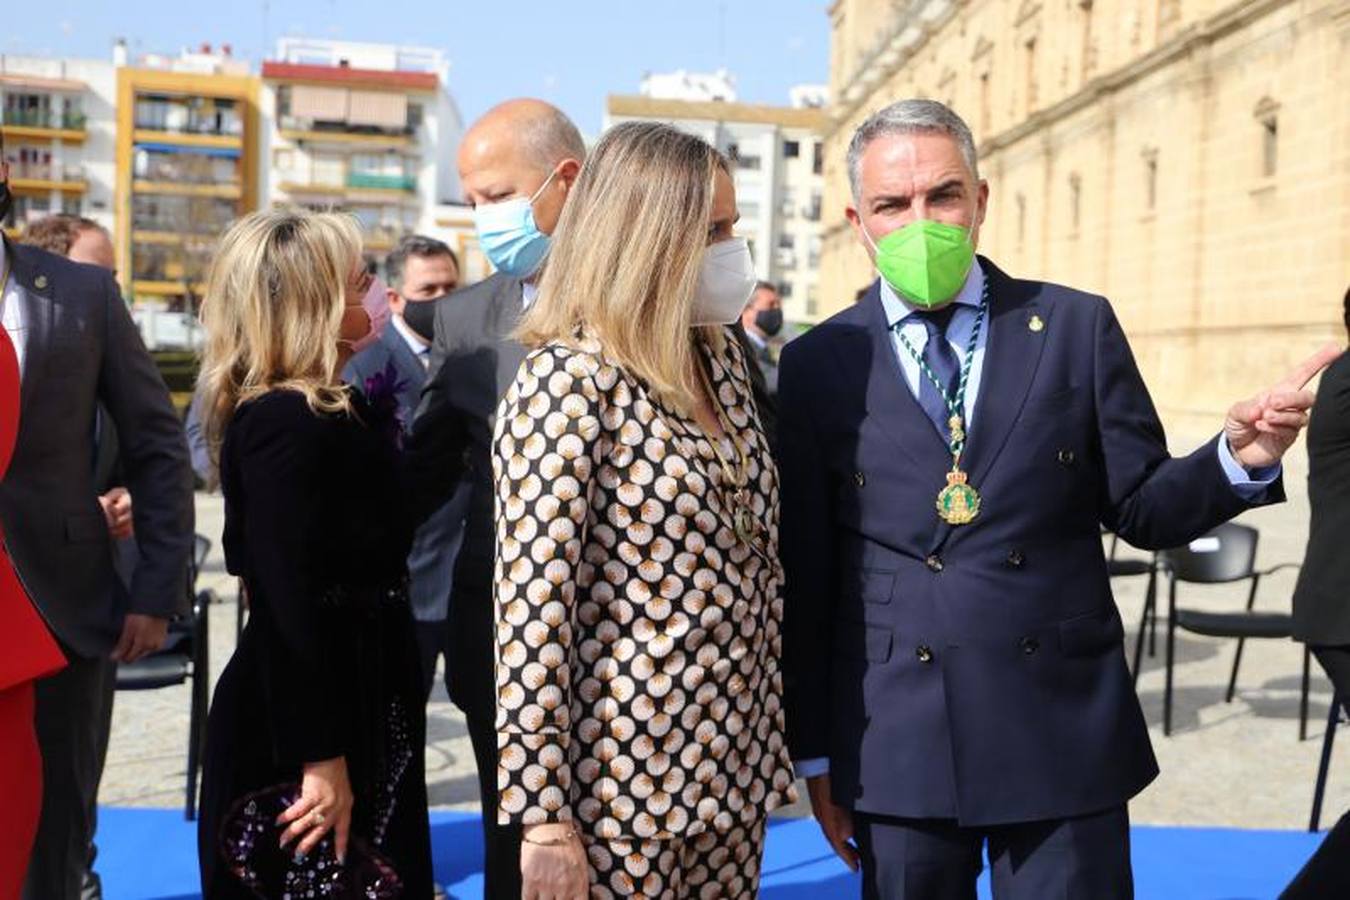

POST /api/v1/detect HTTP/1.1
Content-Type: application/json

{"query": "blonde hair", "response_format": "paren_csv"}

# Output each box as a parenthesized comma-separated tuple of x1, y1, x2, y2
(516, 121, 729, 415)
(198, 208, 363, 456)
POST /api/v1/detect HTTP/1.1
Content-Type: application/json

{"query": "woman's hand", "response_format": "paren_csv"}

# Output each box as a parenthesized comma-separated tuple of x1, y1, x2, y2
(521, 822, 589, 900)
(277, 756, 354, 862)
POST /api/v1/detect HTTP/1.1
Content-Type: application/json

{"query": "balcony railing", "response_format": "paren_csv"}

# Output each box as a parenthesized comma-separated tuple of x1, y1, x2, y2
(2, 109, 87, 130)
(279, 116, 415, 139)
(363, 225, 406, 250)
(347, 172, 417, 192)
(8, 163, 86, 182)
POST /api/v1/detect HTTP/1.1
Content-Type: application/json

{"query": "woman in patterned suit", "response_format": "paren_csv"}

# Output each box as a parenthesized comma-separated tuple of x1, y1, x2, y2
(492, 121, 798, 899)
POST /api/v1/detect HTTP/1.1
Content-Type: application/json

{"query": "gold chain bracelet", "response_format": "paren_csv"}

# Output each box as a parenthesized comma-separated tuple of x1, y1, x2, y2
(522, 825, 578, 847)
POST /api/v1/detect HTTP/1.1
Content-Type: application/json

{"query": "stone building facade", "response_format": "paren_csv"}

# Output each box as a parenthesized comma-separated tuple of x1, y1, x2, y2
(819, 0, 1349, 427)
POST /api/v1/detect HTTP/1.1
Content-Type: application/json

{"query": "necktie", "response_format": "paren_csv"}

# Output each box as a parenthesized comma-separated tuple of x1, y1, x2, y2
(916, 305, 961, 443)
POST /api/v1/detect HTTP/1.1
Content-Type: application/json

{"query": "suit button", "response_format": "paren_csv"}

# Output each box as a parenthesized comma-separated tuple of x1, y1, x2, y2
(855, 471, 866, 487)
(1057, 449, 1076, 465)
(1021, 637, 1040, 655)
(916, 645, 934, 664)
(1007, 550, 1026, 569)
(925, 554, 944, 573)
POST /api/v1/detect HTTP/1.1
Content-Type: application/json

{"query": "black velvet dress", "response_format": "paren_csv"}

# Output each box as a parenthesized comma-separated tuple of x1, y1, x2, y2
(198, 389, 432, 898)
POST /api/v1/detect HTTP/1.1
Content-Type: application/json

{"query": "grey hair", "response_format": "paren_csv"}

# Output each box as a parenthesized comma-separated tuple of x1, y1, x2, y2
(385, 234, 457, 290)
(519, 106, 587, 173)
(847, 99, 980, 200)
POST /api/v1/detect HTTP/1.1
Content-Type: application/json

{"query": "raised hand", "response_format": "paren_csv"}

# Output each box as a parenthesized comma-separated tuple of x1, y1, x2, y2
(1225, 344, 1343, 470)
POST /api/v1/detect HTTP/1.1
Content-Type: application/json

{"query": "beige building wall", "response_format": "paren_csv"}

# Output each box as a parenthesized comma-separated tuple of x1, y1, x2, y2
(820, 0, 1349, 429)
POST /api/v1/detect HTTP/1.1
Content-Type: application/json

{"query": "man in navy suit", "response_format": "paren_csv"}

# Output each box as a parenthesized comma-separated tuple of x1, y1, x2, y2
(778, 99, 1338, 899)
(344, 235, 471, 699)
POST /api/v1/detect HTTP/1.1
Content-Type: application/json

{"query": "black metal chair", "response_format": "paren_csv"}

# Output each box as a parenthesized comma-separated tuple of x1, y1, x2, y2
(115, 534, 214, 820)
(1161, 522, 1310, 738)
(1310, 694, 1345, 832)
(1102, 528, 1160, 682)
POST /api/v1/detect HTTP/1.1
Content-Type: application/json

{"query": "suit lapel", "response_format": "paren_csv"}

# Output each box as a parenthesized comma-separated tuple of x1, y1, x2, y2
(8, 241, 55, 420)
(961, 258, 1049, 488)
(492, 276, 529, 397)
(847, 282, 952, 472)
(382, 325, 427, 391)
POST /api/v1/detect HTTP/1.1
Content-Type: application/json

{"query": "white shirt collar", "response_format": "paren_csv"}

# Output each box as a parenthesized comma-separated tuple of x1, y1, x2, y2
(521, 281, 539, 310)
(879, 258, 986, 328)
(390, 312, 430, 358)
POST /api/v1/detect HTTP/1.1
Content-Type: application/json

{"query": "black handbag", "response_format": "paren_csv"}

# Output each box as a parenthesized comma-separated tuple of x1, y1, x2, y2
(219, 783, 402, 898)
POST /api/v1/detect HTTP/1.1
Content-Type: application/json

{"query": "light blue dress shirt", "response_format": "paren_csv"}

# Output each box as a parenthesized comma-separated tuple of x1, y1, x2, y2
(793, 264, 1278, 781)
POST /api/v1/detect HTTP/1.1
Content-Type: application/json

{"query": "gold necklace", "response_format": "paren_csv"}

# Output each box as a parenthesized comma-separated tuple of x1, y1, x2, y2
(694, 353, 760, 546)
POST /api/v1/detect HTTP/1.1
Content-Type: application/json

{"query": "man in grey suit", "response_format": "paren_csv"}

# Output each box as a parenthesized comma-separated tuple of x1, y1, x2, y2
(404, 98, 584, 899)
(0, 143, 194, 900)
(344, 235, 471, 699)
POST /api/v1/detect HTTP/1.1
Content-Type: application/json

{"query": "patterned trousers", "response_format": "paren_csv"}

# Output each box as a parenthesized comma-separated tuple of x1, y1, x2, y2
(584, 816, 768, 899)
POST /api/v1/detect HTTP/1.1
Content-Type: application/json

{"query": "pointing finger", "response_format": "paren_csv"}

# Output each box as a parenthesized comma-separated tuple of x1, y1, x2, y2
(1279, 343, 1343, 391)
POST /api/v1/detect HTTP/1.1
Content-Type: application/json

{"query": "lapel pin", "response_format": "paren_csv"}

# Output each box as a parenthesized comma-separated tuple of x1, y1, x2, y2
(34, 275, 49, 290)
(1028, 314, 1045, 333)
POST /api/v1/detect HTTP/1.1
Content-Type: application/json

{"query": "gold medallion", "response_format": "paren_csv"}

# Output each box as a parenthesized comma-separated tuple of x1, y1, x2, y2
(936, 469, 981, 525)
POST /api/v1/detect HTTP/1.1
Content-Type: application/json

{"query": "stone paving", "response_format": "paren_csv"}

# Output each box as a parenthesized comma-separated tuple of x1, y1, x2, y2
(100, 434, 1349, 832)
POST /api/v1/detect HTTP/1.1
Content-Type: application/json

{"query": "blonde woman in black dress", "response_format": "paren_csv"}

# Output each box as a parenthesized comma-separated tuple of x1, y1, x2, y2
(196, 210, 431, 897)
(492, 122, 797, 899)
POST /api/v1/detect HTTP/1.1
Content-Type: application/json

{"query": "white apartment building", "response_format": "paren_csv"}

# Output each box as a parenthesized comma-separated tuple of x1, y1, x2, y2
(0, 55, 118, 235)
(604, 88, 828, 323)
(259, 38, 466, 265)
(640, 69, 738, 103)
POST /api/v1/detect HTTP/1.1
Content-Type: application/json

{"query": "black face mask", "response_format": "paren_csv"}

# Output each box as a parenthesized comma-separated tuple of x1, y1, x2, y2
(401, 294, 445, 343)
(754, 307, 784, 338)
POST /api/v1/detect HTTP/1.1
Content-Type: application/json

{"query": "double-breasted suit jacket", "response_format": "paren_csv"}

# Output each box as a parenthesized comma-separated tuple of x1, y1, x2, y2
(491, 331, 797, 841)
(778, 258, 1282, 827)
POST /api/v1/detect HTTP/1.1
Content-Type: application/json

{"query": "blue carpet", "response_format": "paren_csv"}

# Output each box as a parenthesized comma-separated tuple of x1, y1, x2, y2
(96, 806, 1325, 899)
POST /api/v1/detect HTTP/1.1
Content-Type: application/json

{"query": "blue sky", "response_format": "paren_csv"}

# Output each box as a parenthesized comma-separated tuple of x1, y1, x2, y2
(7, 1, 832, 134)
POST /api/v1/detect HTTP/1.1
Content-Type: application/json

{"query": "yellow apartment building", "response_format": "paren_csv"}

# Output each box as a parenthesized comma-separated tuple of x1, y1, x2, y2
(116, 65, 259, 348)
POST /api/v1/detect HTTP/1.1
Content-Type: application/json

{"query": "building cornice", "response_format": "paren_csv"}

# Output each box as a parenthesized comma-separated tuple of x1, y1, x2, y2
(826, 0, 1300, 142)
(261, 61, 438, 93)
(825, 0, 963, 137)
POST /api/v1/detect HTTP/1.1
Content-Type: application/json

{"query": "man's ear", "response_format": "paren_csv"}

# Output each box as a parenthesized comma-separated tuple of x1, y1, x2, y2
(556, 158, 582, 189)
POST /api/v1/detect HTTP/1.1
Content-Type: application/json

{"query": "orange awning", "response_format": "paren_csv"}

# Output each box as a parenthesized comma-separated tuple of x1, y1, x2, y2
(0, 73, 88, 93)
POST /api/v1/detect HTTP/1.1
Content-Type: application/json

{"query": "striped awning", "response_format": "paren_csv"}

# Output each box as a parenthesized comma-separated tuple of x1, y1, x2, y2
(290, 84, 349, 121)
(346, 90, 407, 128)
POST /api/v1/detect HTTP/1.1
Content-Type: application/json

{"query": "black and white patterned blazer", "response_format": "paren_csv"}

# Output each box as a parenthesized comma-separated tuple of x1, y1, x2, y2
(492, 330, 797, 841)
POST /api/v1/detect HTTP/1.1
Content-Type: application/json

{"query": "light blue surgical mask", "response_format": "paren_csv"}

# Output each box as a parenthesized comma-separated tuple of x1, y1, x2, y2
(472, 168, 558, 278)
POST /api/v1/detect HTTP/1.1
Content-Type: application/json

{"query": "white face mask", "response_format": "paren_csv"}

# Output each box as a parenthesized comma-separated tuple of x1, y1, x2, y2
(692, 238, 757, 326)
